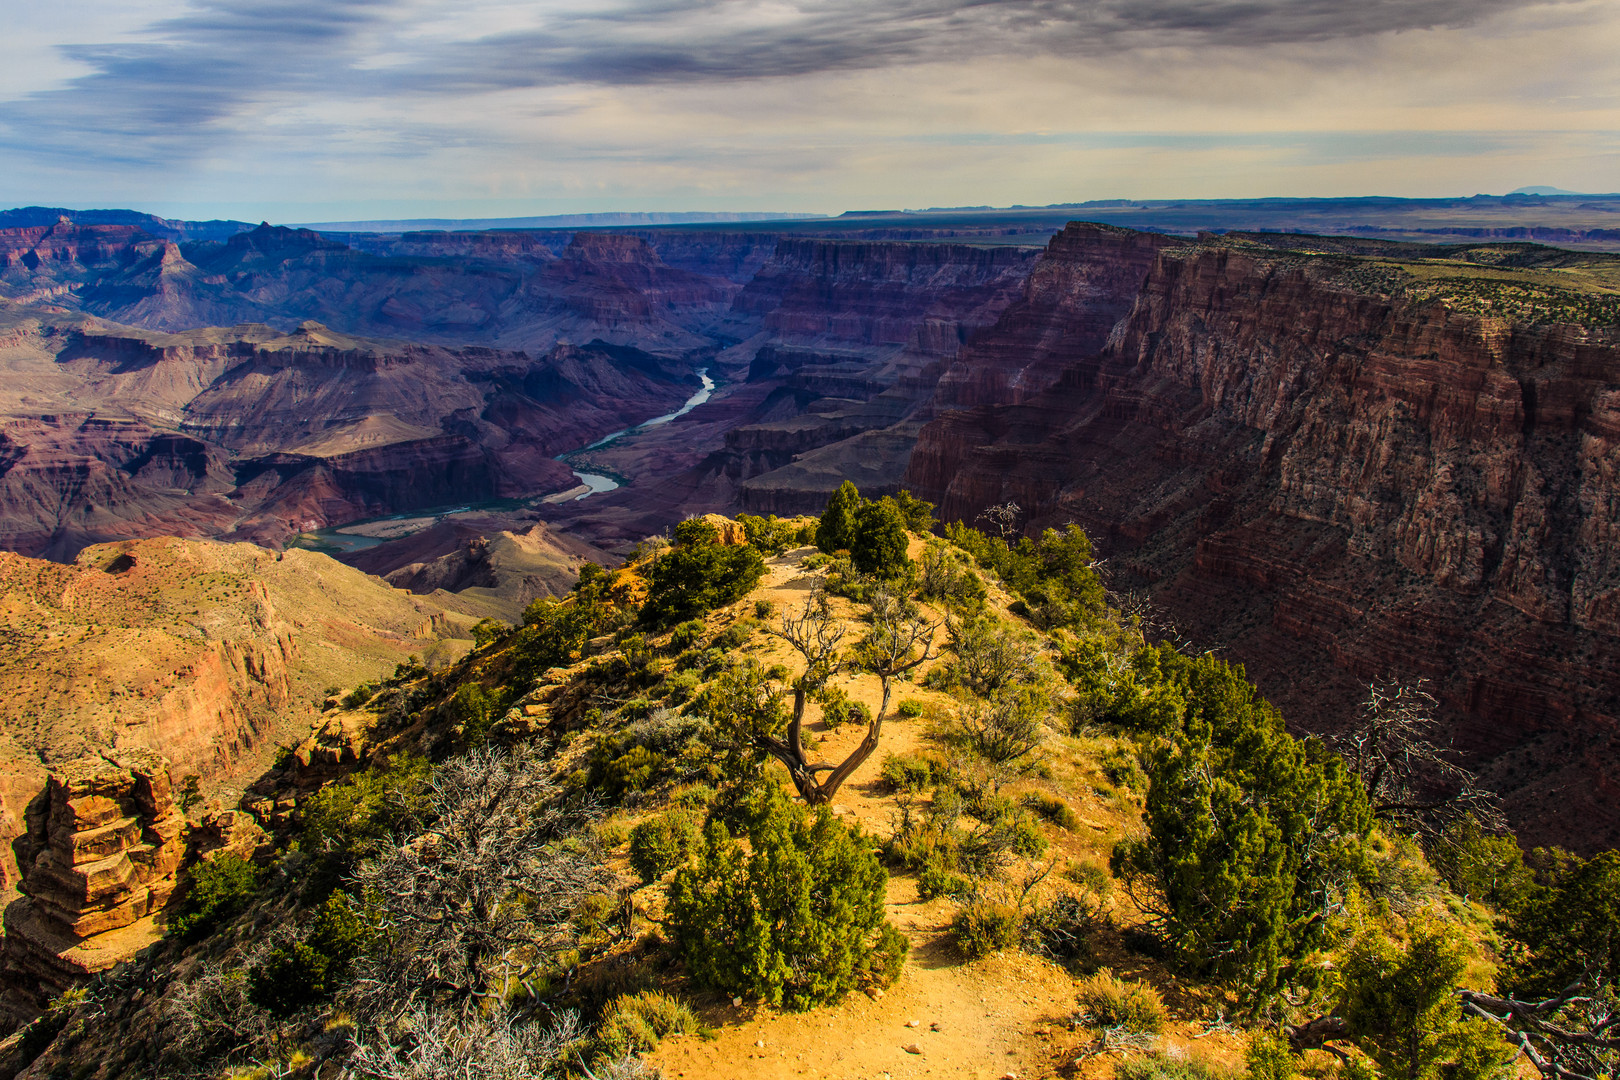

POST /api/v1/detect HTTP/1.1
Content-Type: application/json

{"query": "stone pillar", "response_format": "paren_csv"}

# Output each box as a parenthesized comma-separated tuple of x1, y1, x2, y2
(0, 751, 186, 1030)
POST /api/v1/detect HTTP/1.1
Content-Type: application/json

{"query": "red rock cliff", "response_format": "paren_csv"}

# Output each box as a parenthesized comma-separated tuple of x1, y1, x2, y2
(908, 235, 1620, 850)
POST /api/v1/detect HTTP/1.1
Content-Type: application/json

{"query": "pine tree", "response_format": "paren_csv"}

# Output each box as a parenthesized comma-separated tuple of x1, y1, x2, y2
(1111, 653, 1372, 1001)
(850, 498, 910, 577)
(815, 481, 862, 554)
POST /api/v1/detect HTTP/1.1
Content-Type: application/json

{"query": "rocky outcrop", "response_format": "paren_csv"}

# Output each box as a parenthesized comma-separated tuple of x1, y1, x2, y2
(0, 537, 471, 903)
(907, 233, 1620, 849)
(0, 752, 184, 1025)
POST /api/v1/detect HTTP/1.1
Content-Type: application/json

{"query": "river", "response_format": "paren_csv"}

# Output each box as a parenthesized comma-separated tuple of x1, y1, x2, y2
(289, 368, 716, 553)
(559, 368, 714, 498)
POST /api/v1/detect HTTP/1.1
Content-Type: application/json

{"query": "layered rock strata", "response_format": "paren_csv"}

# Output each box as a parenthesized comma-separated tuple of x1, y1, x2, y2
(0, 317, 697, 556)
(907, 233, 1620, 849)
(0, 752, 183, 1024)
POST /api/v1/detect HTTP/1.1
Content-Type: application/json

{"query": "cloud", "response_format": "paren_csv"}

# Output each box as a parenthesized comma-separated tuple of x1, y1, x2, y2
(0, 0, 1611, 210)
(0, 0, 398, 162)
(403, 0, 1563, 91)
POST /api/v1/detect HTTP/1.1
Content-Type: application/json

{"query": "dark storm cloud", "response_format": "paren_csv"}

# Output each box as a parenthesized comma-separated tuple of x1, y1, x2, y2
(409, 0, 1544, 91)
(0, 0, 1572, 164)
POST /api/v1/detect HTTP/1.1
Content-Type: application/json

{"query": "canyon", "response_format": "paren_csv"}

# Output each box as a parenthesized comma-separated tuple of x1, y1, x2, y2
(2, 207, 1619, 852)
(907, 227, 1620, 849)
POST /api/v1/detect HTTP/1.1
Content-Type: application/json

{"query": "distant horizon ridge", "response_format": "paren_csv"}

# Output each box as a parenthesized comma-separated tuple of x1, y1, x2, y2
(290, 210, 827, 233)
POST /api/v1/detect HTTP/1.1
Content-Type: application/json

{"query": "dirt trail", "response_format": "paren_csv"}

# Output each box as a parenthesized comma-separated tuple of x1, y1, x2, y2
(652, 546, 1083, 1079)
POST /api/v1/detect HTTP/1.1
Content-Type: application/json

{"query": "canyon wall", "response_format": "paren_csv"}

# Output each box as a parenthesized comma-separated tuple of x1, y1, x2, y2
(908, 233, 1620, 849)
(0, 221, 746, 354)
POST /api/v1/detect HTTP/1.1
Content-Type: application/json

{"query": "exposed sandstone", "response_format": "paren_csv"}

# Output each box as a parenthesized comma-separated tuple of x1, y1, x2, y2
(0, 315, 698, 556)
(0, 751, 184, 1026)
(0, 537, 471, 901)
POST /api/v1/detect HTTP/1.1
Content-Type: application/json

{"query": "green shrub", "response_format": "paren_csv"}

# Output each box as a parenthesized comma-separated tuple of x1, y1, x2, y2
(850, 499, 911, 578)
(448, 683, 506, 747)
(951, 900, 1021, 958)
(918, 859, 971, 901)
(667, 619, 706, 654)
(1003, 811, 1048, 858)
(673, 784, 717, 809)
(1341, 921, 1515, 1080)
(815, 481, 862, 554)
(247, 894, 370, 1016)
(1099, 745, 1147, 790)
(470, 617, 508, 649)
(169, 853, 263, 939)
(917, 540, 987, 611)
(1023, 894, 1099, 970)
(1023, 791, 1079, 830)
(711, 619, 755, 651)
(629, 812, 698, 884)
(594, 990, 700, 1059)
(1247, 1031, 1299, 1080)
(737, 513, 802, 557)
(667, 787, 901, 1009)
(862, 922, 910, 986)
(1074, 970, 1165, 1033)
(1428, 818, 1533, 910)
(879, 752, 939, 793)
(1065, 859, 1114, 897)
(1503, 848, 1620, 999)
(340, 681, 379, 709)
(299, 755, 432, 879)
(641, 520, 767, 628)
(1110, 649, 1372, 1000)
(896, 697, 925, 718)
(892, 490, 935, 533)
(1117, 1054, 1235, 1080)
(944, 521, 1106, 632)
(661, 671, 701, 705)
(755, 599, 776, 619)
(813, 684, 857, 729)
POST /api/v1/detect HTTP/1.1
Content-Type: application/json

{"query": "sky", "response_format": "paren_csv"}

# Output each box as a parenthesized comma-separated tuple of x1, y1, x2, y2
(2, 0, 1617, 222)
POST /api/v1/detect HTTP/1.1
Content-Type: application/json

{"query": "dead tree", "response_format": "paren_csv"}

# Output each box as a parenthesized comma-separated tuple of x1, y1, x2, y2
(1332, 677, 1504, 834)
(344, 746, 616, 1022)
(1292, 984, 1619, 1080)
(977, 501, 1022, 540)
(1458, 983, 1620, 1080)
(757, 587, 936, 805)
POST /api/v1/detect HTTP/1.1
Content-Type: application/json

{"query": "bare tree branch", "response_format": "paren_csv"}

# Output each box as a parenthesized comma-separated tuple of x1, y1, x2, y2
(1331, 676, 1505, 835)
(977, 501, 1022, 540)
(344, 746, 618, 1021)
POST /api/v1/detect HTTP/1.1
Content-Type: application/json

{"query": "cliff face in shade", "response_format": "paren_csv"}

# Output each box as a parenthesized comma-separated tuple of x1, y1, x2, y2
(928, 223, 1180, 410)
(731, 238, 1036, 354)
(908, 236, 1620, 850)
